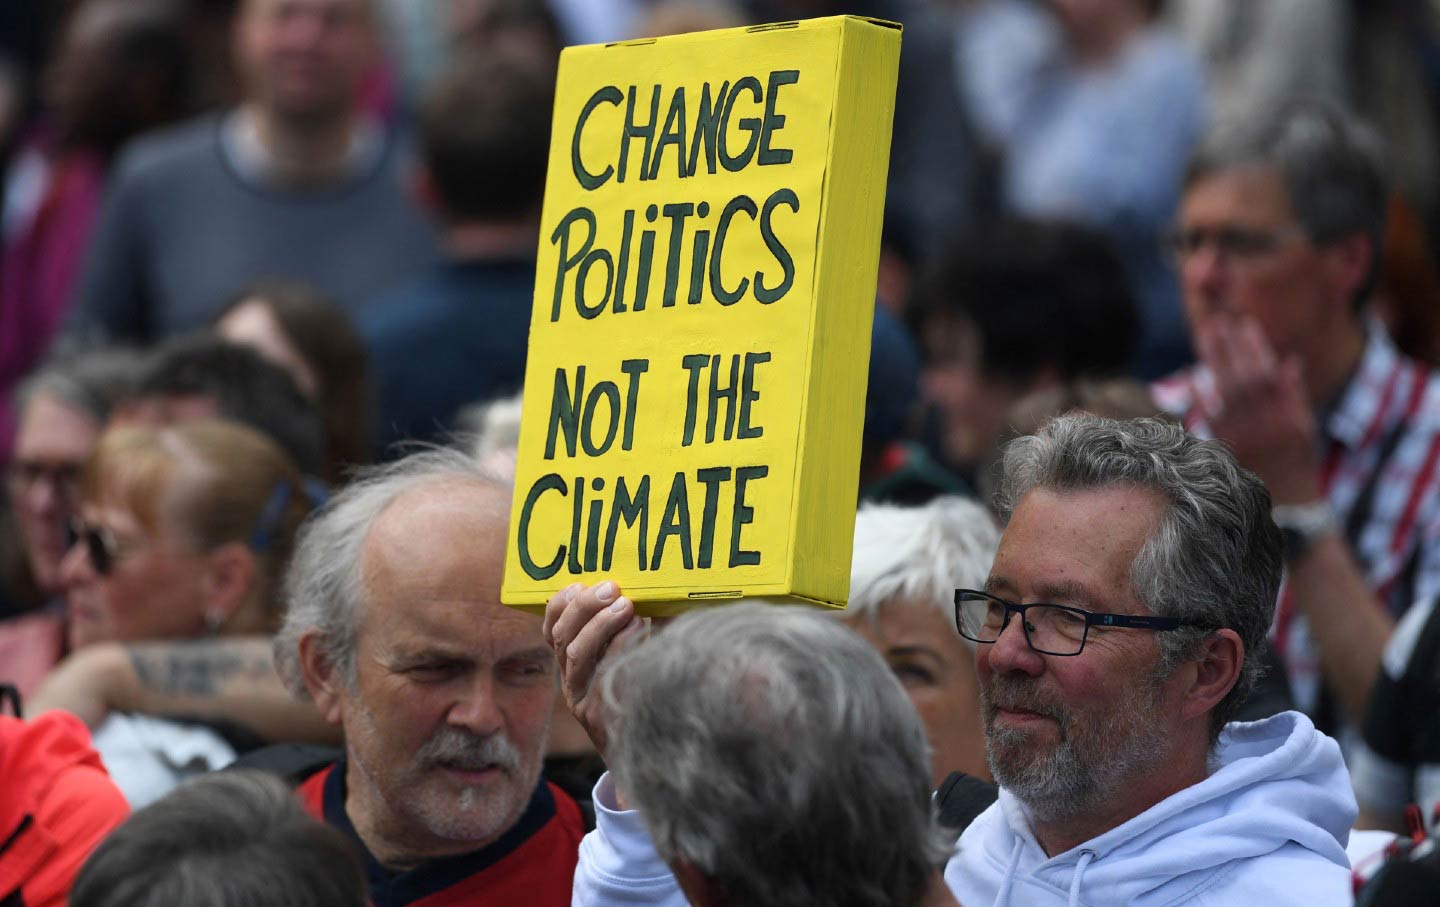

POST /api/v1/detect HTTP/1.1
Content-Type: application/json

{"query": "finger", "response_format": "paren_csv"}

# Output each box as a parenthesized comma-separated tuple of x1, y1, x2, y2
(1236, 317, 1278, 374)
(562, 596, 637, 704)
(550, 580, 620, 652)
(1207, 317, 1246, 392)
(1278, 356, 1311, 414)
(543, 582, 586, 645)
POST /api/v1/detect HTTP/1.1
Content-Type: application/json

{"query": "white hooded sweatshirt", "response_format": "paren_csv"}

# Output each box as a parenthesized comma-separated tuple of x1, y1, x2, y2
(947, 711, 1355, 906)
(572, 711, 1355, 907)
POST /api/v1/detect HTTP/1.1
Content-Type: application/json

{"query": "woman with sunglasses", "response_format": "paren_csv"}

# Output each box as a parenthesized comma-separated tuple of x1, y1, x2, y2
(50, 418, 317, 806)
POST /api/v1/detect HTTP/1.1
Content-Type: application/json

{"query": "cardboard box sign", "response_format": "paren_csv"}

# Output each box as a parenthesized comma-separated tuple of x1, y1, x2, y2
(502, 16, 901, 616)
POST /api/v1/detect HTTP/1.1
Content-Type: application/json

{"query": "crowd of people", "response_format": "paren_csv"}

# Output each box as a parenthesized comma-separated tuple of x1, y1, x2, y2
(5, 0, 1440, 904)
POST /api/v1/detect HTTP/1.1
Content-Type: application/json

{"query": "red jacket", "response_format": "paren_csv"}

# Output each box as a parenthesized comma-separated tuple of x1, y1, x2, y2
(298, 761, 583, 907)
(0, 712, 129, 907)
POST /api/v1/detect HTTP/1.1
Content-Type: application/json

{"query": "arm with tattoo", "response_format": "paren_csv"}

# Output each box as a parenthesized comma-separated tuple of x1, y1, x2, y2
(31, 637, 341, 745)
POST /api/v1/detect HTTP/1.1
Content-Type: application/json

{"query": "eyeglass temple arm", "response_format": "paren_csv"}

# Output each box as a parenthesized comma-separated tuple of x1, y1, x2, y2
(1089, 613, 1187, 630)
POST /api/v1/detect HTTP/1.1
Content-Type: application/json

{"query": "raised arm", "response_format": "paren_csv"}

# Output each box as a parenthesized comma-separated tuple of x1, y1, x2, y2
(543, 582, 689, 907)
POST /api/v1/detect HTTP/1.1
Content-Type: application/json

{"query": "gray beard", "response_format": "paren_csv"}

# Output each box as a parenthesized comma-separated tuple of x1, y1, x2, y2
(982, 675, 1172, 824)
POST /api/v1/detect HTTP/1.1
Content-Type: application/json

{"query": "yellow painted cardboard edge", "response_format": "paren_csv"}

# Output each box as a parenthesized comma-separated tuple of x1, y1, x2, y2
(507, 589, 847, 618)
(786, 17, 901, 610)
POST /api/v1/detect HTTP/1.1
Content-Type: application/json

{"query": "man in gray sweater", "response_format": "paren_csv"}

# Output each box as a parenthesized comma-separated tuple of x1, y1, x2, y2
(69, 0, 435, 343)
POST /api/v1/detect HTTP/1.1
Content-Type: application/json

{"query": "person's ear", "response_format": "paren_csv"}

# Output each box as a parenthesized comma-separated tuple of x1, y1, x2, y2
(1322, 232, 1374, 313)
(298, 629, 347, 726)
(1179, 629, 1243, 723)
(672, 859, 725, 907)
(199, 542, 256, 632)
(410, 162, 441, 215)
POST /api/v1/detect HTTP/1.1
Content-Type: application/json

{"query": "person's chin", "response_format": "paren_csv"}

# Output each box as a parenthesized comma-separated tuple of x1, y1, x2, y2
(66, 609, 107, 649)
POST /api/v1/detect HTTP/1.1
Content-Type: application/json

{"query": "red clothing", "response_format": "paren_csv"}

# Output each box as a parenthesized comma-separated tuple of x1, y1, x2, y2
(298, 760, 583, 907)
(0, 712, 129, 907)
(0, 611, 66, 700)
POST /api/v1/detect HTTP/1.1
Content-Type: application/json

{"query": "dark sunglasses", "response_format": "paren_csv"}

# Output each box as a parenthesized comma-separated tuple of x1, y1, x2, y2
(64, 519, 122, 575)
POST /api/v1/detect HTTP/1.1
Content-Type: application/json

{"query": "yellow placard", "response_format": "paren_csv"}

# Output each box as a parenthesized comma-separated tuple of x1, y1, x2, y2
(503, 16, 901, 615)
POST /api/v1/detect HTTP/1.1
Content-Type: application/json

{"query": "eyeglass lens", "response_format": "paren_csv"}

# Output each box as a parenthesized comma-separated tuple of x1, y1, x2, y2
(64, 521, 115, 575)
(7, 460, 82, 499)
(957, 593, 1089, 655)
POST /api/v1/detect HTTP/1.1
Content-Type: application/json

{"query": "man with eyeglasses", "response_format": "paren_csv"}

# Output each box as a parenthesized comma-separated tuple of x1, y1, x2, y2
(1153, 100, 1440, 753)
(547, 415, 1354, 905)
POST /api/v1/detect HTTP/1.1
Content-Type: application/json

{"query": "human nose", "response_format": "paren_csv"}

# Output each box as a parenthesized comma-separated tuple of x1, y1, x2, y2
(1181, 242, 1230, 314)
(983, 609, 1045, 677)
(58, 538, 94, 589)
(21, 477, 63, 518)
(448, 673, 505, 737)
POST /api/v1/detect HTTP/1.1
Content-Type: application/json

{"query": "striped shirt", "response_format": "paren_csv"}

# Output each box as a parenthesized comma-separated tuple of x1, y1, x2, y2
(1152, 326, 1440, 734)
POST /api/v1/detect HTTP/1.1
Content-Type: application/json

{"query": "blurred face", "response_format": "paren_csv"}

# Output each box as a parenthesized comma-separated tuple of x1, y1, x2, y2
(337, 485, 555, 861)
(60, 498, 210, 649)
(9, 393, 99, 596)
(46, 1, 126, 144)
(217, 300, 319, 397)
(845, 600, 987, 788)
(1176, 166, 1344, 365)
(111, 393, 220, 428)
(921, 316, 1028, 471)
(977, 487, 1181, 820)
(233, 0, 375, 123)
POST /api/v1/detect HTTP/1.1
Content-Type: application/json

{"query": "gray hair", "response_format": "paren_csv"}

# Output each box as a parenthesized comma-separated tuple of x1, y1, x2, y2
(1187, 99, 1389, 307)
(847, 497, 1000, 645)
(274, 447, 509, 699)
(603, 603, 953, 907)
(997, 415, 1281, 741)
(70, 770, 366, 907)
(15, 346, 144, 425)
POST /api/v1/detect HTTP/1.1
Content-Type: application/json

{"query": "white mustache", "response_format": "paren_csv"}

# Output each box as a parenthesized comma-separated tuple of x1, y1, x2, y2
(418, 728, 522, 773)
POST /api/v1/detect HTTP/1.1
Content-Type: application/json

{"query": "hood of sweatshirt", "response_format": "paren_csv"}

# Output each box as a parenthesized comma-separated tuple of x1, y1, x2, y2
(945, 711, 1356, 906)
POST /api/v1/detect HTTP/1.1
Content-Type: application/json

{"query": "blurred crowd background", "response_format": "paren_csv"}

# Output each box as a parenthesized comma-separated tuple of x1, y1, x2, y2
(6, 0, 1440, 902)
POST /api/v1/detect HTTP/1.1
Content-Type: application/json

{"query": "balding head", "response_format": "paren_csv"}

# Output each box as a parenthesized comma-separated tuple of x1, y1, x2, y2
(275, 449, 513, 700)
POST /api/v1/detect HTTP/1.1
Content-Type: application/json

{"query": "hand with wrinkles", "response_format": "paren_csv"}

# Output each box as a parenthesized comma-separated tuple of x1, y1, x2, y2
(1196, 315, 1321, 505)
(542, 580, 648, 761)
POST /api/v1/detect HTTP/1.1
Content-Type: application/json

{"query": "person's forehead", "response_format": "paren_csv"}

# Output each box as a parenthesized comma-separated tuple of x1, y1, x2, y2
(242, 0, 373, 21)
(990, 486, 1163, 610)
(847, 598, 972, 660)
(358, 482, 517, 622)
(1182, 163, 1295, 224)
(373, 596, 545, 661)
(16, 393, 98, 458)
(81, 502, 147, 539)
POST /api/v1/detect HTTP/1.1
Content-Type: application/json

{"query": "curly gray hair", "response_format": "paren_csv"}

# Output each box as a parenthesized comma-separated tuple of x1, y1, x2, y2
(997, 414, 1282, 740)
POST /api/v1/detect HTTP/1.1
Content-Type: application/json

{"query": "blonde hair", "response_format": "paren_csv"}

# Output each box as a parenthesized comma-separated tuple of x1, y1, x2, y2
(83, 419, 316, 621)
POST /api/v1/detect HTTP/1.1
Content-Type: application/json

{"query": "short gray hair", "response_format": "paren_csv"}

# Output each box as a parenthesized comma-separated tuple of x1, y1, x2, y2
(603, 604, 953, 907)
(274, 447, 509, 699)
(847, 497, 1000, 642)
(997, 415, 1281, 740)
(70, 770, 366, 907)
(15, 346, 143, 425)
(1187, 99, 1389, 307)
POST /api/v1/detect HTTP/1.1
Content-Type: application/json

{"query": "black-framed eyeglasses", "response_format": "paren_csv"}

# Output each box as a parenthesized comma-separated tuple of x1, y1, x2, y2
(1160, 224, 1308, 264)
(6, 459, 83, 503)
(64, 518, 123, 576)
(954, 589, 1210, 657)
